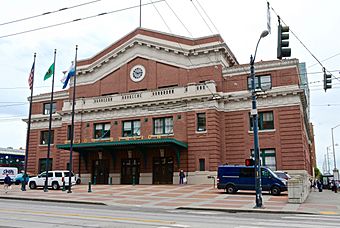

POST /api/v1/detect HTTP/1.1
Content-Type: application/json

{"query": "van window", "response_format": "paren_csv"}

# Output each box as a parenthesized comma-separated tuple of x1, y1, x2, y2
(261, 169, 270, 178)
(240, 168, 254, 177)
(55, 172, 62, 177)
(64, 172, 74, 177)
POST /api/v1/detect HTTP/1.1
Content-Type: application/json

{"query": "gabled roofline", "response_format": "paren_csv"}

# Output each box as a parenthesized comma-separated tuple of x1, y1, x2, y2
(77, 27, 238, 67)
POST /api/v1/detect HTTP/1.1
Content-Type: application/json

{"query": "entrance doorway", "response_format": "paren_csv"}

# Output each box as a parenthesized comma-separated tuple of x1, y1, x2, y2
(153, 156, 174, 184)
(121, 159, 140, 184)
(92, 160, 109, 184)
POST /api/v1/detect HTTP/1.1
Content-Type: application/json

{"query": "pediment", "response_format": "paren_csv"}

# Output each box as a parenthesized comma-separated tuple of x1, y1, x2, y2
(75, 28, 238, 86)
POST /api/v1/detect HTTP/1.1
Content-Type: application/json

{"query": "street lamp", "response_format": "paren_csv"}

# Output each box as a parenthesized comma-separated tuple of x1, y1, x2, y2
(250, 30, 269, 208)
(331, 124, 340, 181)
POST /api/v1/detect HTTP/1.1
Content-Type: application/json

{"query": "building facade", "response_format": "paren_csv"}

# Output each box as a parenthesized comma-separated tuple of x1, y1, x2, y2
(25, 28, 314, 184)
(0, 147, 25, 172)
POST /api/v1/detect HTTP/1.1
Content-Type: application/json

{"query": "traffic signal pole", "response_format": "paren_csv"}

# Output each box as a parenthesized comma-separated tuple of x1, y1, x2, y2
(250, 30, 269, 208)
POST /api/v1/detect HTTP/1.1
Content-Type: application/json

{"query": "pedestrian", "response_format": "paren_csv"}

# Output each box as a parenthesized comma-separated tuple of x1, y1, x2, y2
(331, 180, 337, 193)
(4, 174, 12, 194)
(316, 179, 323, 192)
(179, 169, 185, 184)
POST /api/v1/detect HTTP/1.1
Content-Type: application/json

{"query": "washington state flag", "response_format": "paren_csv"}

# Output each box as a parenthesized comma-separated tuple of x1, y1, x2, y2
(44, 63, 55, 80)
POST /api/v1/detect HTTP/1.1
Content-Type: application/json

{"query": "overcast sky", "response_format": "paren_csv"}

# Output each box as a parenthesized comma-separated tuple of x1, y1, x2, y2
(0, 0, 339, 173)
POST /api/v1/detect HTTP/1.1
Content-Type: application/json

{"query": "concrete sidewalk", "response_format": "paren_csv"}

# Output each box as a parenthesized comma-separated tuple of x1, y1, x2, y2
(1, 184, 339, 215)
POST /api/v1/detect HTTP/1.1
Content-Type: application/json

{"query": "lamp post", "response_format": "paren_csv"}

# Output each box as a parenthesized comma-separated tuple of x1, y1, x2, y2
(250, 30, 269, 208)
(331, 124, 340, 181)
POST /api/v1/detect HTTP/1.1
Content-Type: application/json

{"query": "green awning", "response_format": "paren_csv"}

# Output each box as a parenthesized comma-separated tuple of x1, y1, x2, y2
(56, 138, 188, 151)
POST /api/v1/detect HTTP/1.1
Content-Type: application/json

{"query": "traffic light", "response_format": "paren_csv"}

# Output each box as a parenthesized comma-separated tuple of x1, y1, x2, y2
(245, 159, 255, 166)
(323, 72, 332, 91)
(277, 25, 291, 59)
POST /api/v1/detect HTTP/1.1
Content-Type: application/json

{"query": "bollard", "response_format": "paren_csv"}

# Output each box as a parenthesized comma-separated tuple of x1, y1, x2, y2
(109, 177, 112, 185)
(62, 181, 66, 191)
(93, 176, 96, 185)
(132, 175, 135, 186)
(88, 181, 92, 193)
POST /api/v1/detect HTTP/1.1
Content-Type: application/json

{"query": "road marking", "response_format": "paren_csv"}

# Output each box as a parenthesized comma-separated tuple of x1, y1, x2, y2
(320, 211, 338, 215)
(0, 208, 176, 225)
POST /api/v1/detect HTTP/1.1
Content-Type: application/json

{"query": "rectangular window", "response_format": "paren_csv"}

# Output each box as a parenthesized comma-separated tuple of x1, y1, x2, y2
(248, 74, 272, 91)
(38, 158, 52, 173)
(153, 117, 173, 135)
(240, 168, 255, 177)
(199, 159, 205, 171)
(40, 130, 54, 145)
(43, 102, 56, 115)
(67, 125, 72, 140)
(123, 120, 141, 137)
(251, 149, 276, 171)
(197, 113, 206, 132)
(250, 111, 274, 130)
(94, 123, 111, 139)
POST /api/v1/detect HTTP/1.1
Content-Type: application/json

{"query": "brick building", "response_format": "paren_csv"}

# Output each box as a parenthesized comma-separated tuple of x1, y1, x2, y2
(25, 28, 314, 184)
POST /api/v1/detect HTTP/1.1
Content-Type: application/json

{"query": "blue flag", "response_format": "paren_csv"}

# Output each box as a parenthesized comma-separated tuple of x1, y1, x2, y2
(61, 61, 75, 89)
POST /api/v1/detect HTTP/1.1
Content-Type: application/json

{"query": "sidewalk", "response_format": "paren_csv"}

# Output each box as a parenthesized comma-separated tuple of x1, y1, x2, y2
(1, 184, 339, 215)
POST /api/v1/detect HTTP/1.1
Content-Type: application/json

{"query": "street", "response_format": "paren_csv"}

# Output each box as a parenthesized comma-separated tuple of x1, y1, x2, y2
(1, 199, 340, 228)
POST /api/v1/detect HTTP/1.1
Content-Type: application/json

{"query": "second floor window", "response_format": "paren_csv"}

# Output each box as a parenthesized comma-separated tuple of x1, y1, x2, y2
(248, 74, 272, 91)
(250, 111, 274, 130)
(94, 123, 111, 139)
(67, 125, 72, 140)
(123, 120, 141, 137)
(153, 117, 173, 135)
(197, 113, 206, 132)
(43, 102, 56, 115)
(40, 130, 54, 145)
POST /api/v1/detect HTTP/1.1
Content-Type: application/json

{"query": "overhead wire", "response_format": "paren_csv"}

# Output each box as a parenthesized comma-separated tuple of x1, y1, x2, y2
(0, 0, 165, 39)
(0, 0, 102, 27)
(269, 3, 340, 83)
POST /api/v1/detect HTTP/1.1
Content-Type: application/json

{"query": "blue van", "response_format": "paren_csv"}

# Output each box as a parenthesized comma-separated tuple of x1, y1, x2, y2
(217, 165, 287, 195)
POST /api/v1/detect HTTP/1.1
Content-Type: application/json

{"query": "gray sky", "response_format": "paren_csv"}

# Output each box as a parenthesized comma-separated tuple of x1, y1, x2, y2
(0, 0, 339, 173)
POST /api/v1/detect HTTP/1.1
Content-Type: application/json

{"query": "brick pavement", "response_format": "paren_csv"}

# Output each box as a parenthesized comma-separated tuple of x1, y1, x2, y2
(1, 184, 339, 215)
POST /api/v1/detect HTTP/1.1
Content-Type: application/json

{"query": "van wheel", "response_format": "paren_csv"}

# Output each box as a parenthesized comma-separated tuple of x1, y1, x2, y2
(29, 181, 36, 189)
(226, 184, 236, 194)
(271, 186, 281, 196)
(52, 182, 60, 190)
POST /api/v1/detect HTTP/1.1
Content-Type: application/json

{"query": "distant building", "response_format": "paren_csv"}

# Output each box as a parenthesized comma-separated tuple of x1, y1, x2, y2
(24, 28, 314, 184)
(0, 147, 25, 171)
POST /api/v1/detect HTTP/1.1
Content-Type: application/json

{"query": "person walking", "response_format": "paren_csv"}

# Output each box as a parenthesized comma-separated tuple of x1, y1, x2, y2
(4, 174, 12, 194)
(179, 169, 186, 184)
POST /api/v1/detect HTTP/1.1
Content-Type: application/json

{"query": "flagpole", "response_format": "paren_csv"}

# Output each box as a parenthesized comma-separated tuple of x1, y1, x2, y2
(139, 0, 142, 27)
(44, 49, 57, 192)
(68, 45, 78, 193)
(22, 53, 36, 191)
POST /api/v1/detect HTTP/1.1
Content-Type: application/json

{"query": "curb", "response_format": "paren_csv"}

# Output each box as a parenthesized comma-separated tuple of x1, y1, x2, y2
(177, 207, 317, 215)
(0, 196, 106, 206)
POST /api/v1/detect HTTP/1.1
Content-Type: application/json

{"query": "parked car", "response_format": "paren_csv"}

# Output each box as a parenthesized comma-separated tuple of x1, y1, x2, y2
(28, 170, 76, 190)
(14, 173, 31, 185)
(217, 165, 287, 195)
(274, 171, 291, 180)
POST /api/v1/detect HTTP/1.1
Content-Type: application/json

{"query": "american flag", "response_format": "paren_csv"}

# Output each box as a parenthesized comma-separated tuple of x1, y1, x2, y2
(28, 62, 35, 90)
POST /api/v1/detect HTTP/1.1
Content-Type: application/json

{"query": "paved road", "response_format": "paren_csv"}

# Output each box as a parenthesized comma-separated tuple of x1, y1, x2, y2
(1, 199, 340, 228)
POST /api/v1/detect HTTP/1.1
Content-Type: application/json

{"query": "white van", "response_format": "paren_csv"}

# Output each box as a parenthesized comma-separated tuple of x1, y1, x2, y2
(28, 170, 76, 190)
(0, 167, 18, 182)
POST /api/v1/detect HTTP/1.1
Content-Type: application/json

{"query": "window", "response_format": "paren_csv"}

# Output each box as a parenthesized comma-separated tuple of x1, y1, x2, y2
(55, 172, 62, 178)
(197, 113, 206, 132)
(251, 149, 276, 171)
(40, 130, 54, 145)
(248, 74, 272, 91)
(38, 158, 52, 173)
(43, 102, 56, 115)
(67, 125, 72, 140)
(153, 117, 173, 135)
(199, 159, 205, 171)
(123, 120, 141, 137)
(240, 168, 255, 177)
(94, 123, 111, 139)
(250, 111, 274, 130)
